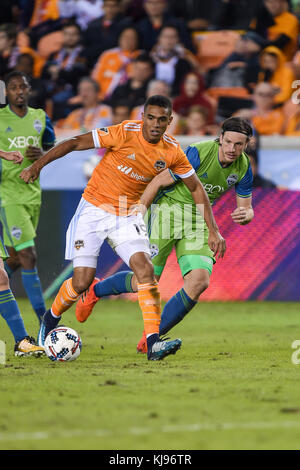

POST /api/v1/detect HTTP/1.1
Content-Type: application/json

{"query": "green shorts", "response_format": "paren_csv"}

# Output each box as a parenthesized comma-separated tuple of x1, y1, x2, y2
(0, 204, 40, 250)
(0, 235, 8, 260)
(148, 198, 215, 277)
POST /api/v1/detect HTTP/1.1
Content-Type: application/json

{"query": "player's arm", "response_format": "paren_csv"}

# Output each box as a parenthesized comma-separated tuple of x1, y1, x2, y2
(0, 150, 23, 164)
(20, 132, 95, 183)
(232, 161, 254, 225)
(139, 169, 175, 213)
(182, 173, 226, 259)
(231, 195, 254, 225)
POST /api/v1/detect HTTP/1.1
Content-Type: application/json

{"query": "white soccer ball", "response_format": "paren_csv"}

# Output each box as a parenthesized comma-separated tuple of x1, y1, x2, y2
(44, 326, 82, 362)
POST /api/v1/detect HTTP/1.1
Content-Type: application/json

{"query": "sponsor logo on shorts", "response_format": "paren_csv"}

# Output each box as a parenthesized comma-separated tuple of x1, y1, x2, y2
(11, 226, 22, 240)
(150, 243, 159, 258)
(154, 160, 166, 172)
(33, 119, 42, 134)
(75, 240, 84, 250)
(227, 174, 239, 186)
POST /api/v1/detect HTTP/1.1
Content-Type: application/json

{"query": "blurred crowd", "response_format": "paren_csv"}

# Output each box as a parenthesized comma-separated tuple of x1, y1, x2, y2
(1, 0, 300, 145)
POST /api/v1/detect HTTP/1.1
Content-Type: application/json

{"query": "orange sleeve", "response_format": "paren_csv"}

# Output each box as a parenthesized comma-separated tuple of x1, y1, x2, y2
(170, 146, 195, 178)
(92, 123, 125, 149)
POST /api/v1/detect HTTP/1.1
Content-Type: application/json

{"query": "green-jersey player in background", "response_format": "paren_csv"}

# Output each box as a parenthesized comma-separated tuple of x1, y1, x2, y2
(0, 149, 44, 356)
(0, 71, 55, 325)
(75, 117, 254, 353)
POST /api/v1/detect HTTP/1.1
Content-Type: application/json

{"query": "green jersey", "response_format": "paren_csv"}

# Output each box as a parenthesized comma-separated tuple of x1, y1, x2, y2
(0, 105, 55, 206)
(159, 140, 252, 210)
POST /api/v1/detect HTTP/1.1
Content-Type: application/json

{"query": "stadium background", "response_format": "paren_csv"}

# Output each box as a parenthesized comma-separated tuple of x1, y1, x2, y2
(2, 0, 300, 301)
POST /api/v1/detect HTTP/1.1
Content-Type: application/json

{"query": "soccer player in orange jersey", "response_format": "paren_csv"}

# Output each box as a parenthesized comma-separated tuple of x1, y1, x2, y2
(20, 95, 226, 361)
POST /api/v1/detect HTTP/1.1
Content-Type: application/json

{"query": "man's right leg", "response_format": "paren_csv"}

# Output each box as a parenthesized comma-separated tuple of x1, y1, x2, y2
(38, 267, 96, 346)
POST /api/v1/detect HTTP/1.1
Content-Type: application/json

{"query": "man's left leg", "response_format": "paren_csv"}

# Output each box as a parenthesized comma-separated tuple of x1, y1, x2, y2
(2, 204, 46, 324)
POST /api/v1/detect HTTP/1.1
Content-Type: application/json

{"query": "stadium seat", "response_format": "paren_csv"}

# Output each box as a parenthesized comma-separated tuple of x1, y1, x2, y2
(192, 30, 241, 72)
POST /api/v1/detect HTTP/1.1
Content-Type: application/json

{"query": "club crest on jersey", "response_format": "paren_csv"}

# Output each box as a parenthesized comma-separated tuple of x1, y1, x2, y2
(74, 240, 84, 250)
(11, 226, 22, 240)
(227, 174, 239, 186)
(33, 119, 42, 134)
(154, 160, 166, 172)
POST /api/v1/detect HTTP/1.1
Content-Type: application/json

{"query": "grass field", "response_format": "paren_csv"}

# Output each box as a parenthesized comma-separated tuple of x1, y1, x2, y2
(1, 298, 300, 450)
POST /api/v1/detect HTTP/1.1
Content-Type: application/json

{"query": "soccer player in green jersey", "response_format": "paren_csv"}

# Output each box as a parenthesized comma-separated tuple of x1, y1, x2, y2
(75, 117, 254, 353)
(0, 71, 55, 325)
(0, 149, 44, 356)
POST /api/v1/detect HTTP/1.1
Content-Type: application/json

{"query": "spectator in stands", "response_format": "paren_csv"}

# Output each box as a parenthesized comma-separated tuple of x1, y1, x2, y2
(83, 0, 132, 69)
(207, 32, 266, 94)
(246, 135, 277, 188)
(14, 53, 48, 110)
(0, 23, 39, 80)
(212, 0, 262, 30)
(262, 0, 299, 60)
(111, 101, 132, 124)
(107, 52, 154, 108)
(150, 25, 201, 96)
(21, 0, 62, 48)
(130, 79, 180, 133)
(58, 0, 104, 30)
(168, 0, 212, 31)
(173, 72, 214, 123)
(180, 105, 219, 136)
(92, 26, 141, 100)
(42, 22, 88, 92)
(136, 0, 194, 52)
(55, 77, 112, 133)
(284, 103, 300, 134)
(234, 82, 285, 135)
(258, 46, 295, 105)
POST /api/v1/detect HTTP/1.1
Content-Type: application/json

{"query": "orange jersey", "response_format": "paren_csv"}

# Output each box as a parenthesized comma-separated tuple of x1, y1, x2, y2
(267, 12, 299, 61)
(252, 109, 284, 135)
(57, 105, 112, 132)
(83, 120, 194, 215)
(91, 48, 141, 99)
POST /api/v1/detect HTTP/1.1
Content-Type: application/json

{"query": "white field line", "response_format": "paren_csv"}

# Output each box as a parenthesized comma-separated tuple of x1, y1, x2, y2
(1, 421, 300, 442)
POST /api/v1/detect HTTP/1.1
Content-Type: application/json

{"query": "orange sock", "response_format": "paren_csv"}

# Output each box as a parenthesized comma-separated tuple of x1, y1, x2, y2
(51, 278, 80, 317)
(137, 281, 161, 336)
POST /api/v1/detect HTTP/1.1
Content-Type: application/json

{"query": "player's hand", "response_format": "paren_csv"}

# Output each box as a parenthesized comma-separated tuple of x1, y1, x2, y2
(20, 163, 41, 183)
(0, 150, 23, 164)
(231, 207, 248, 225)
(25, 146, 43, 161)
(128, 203, 147, 217)
(208, 230, 226, 259)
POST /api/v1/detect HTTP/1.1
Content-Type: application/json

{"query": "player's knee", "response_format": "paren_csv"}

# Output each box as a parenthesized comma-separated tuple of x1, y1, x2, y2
(72, 277, 93, 294)
(130, 253, 154, 283)
(187, 271, 210, 299)
(18, 247, 37, 268)
(0, 267, 9, 290)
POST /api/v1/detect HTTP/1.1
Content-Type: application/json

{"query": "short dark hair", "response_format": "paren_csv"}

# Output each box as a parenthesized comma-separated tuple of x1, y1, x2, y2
(78, 76, 100, 94)
(144, 94, 172, 114)
(0, 23, 17, 42)
(221, 117, 253, 138)
(4, 71, 31, 87)
(134, 52, 154, 68)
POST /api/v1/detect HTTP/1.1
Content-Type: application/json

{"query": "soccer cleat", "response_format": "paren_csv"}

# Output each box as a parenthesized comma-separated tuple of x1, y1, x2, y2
(147, 338, 182, 361)
(37, 309, 60, 346)
(14, 336, 45, 357)
(137, 330, 147, 354)
(75, 277, 101, 323)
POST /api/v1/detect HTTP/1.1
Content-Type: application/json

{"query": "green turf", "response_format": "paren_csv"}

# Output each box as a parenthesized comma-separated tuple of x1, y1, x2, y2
(1, 298, 300, 450)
